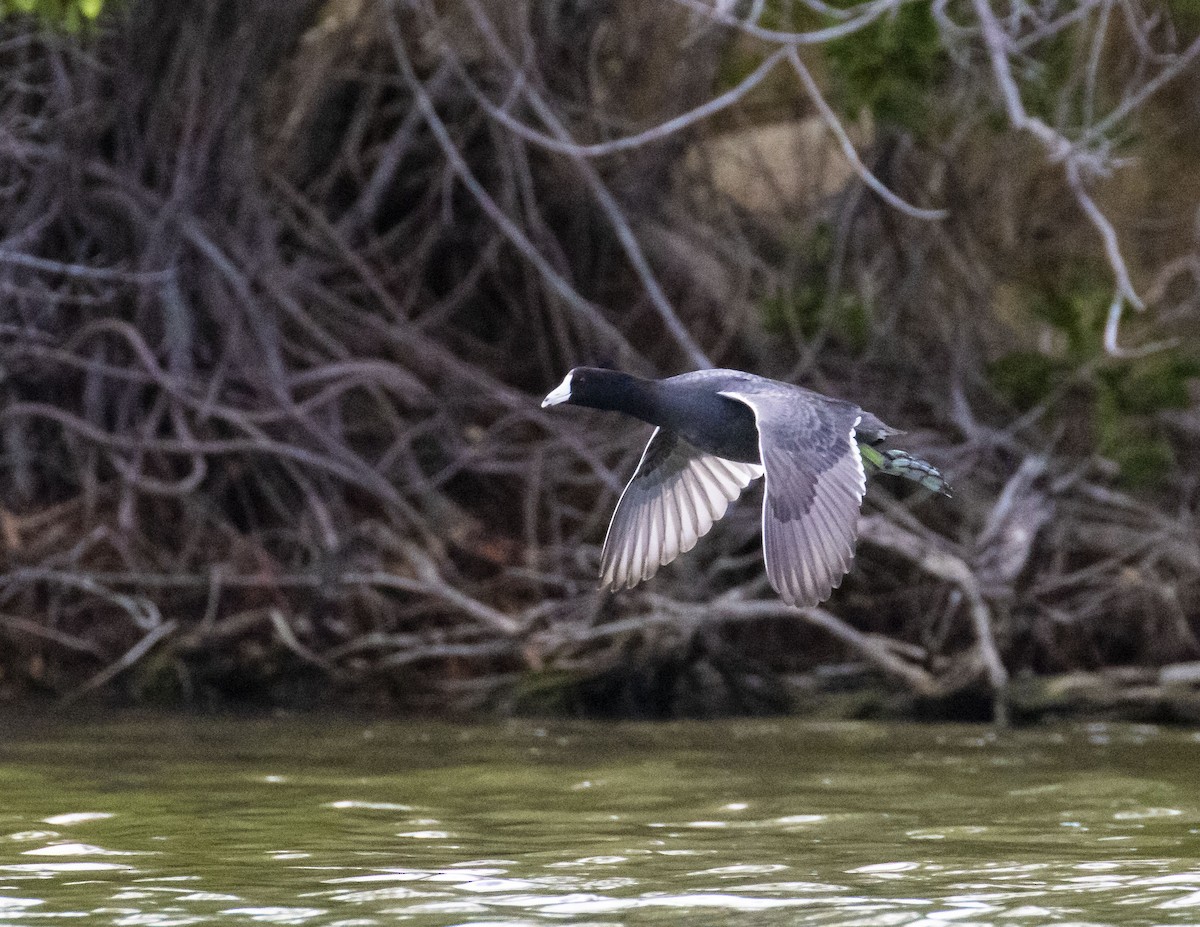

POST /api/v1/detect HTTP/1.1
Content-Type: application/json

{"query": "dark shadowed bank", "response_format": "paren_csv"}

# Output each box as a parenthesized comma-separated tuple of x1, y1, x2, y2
(1, 0, 1199, 722)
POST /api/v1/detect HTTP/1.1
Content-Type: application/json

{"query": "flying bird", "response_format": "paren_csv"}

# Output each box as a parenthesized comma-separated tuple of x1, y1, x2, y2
(542, 367, 950, 607)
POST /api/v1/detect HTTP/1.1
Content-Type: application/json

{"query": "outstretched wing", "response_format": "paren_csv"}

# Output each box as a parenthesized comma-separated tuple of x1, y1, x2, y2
(601, 429, 763, 590)
(719, 390, 866, 607)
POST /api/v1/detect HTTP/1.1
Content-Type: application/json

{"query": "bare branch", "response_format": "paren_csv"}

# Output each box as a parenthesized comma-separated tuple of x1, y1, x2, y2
(859, 516, 1010, 720)
(786, 48, 949, 221)
(970, 0, 1151, 354)
(383, 11, 642, 367)
(1064, 159, 1143, 309)
(1087, 33, 1200, 139)
(460, 0, 713, 368)
(459, 46, 791, 159)
(61, 620, 178, 706)
(671, 0, 917, 45)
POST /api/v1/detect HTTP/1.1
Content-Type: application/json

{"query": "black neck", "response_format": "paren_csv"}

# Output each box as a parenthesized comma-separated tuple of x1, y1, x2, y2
(575, 369, 660, 424)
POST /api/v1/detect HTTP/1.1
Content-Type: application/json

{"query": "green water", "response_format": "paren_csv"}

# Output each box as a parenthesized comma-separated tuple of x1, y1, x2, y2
(1, 718, 1199, 925)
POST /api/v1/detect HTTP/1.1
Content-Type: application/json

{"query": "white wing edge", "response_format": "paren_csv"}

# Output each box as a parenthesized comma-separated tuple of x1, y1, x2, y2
(599, 430, 763, 591)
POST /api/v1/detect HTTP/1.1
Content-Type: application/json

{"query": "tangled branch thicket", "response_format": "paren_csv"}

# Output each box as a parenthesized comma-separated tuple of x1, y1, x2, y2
(2, 0, 1199, 718)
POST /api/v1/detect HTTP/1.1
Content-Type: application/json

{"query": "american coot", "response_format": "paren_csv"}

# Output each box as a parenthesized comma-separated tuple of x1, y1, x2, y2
(542, 367, 950, 607)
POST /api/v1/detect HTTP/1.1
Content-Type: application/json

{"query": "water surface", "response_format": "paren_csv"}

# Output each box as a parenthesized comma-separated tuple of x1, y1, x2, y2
(1, 716, 1199, 925)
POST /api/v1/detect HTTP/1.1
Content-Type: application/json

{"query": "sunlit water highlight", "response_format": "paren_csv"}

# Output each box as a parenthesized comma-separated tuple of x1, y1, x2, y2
(1, 717, 1199, 925)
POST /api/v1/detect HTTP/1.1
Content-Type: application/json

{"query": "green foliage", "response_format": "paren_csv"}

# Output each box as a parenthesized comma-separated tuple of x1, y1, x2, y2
(1096, 355, 1198, 487)
(988, 276, 1198, 489)
(1094, 387, 1177, 489)
(1103, 355, 1200, 415)
(1114, 440, 1177, 488)
(750, 0, 823, 33)
(823, 2, 949, 131)
(762, 288, 871, 350)
(1, 0, 105, 29)
(716, 2, 950, 133)
(987, 351, 1070, 412)
(1018, 32, 1078, 124)
(1166, 0, 1200, 32)
(1026, 276, 1111, 359)
(760, 223, 871, 352)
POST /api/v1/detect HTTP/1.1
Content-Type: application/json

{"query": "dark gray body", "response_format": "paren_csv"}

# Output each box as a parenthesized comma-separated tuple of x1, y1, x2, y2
(653, 374, 761, 462)
(632, 369, 897, 463)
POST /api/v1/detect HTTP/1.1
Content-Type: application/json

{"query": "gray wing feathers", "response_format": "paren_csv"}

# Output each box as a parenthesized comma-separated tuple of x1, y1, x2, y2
(774, 435, 864, 605)
(720, 390, 866, 607)
(600, 429, 762, 590)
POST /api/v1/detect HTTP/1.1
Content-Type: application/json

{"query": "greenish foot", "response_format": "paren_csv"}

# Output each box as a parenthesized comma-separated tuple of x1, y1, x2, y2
(858, 442, 952, 497)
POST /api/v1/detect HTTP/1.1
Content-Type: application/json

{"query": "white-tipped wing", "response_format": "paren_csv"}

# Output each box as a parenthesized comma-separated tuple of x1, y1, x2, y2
(719, 390, 866, 607)
(600, 429, 763, 591)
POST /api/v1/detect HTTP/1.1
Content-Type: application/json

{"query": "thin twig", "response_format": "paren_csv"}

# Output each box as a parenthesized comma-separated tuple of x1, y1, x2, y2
(60, 620, 178, 706)
(671, 0, 917, 45)
(0, 613, 106, 657)
(1086, 33, 1200, 139)
(383, 9, 641, 367)
(462, 0, 712, 368)
(970, 0, 1149, 355)
(786, 48, 948, 221)
(461, 46, 791, 159)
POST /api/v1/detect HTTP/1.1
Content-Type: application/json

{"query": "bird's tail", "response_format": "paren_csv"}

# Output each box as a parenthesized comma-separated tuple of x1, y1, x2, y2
(858, 443, 952, 497)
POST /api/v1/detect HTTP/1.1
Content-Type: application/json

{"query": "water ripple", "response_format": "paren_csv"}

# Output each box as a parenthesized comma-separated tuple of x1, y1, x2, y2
(1, 719, 1199, 925)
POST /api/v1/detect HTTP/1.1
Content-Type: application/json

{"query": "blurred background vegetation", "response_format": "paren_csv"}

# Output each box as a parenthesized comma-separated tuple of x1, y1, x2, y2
(3, 0, 103, 28)
(1, 0, 1198, 721)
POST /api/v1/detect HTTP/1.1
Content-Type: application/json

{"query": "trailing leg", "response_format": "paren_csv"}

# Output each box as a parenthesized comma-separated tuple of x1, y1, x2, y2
(858, 443, 952, 496)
